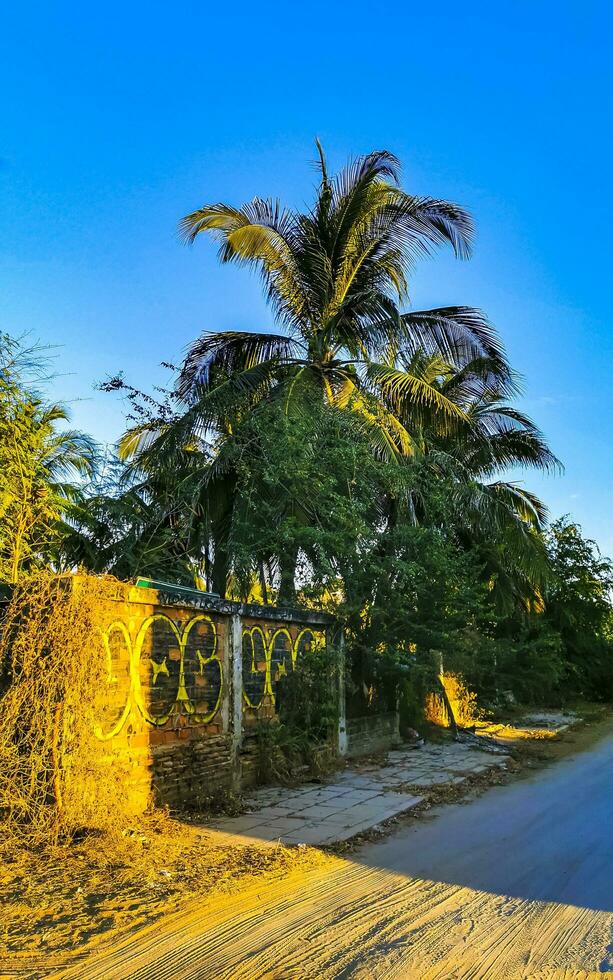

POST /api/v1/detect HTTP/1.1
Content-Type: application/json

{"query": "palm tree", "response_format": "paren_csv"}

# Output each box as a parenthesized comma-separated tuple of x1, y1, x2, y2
(123, 146, 519, 597)
(121, 145, 559, 608)
(0, 392, 96, 584)
(174, 144, 511, 461)
(374, 348, 562, 607)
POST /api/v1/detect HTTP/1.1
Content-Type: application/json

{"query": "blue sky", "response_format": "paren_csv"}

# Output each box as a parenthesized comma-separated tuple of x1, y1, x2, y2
(1, 2, 611, 555)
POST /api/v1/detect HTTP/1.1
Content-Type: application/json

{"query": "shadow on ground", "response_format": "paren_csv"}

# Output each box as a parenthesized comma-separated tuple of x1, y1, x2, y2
(351, 728, 613, 914)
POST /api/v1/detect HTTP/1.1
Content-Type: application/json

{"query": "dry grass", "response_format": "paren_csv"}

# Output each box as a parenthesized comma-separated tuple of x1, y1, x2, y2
(473, 720, 557, 740)
(0, 571, 133, 846)
(425, 673, 483, 729)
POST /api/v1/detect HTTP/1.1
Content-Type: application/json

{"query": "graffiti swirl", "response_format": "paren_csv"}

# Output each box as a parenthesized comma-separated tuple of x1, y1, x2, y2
(242, 626, 323, 710)
(95, 613, 223, 735)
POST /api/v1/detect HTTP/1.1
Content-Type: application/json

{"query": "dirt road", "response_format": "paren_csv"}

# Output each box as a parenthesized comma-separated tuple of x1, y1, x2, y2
(56, 730, 613, 979)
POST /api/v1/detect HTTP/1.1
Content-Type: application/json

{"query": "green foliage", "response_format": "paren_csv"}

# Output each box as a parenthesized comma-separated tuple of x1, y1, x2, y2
(227, 400, 392, 601)
(6, 147, 610, 724)
(541, 518, 613, 700)
(498, 624, 566, 706)
(0, 335, 95, 585)
(255, 632, 339, 784)
(225, 399, 511, 719)
(341, 518, 497, 718)
(276, 635, 339, 738)
(60, 451, 206, 585)
(445, 518, 613, 708)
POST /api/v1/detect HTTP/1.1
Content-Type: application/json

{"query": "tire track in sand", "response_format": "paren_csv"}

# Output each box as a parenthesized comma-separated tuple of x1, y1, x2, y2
(50, 849, 613, 980)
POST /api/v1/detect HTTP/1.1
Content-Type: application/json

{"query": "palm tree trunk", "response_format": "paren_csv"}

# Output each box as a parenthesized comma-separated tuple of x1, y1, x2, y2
(211, 541, 229, 598)
(278, 547, 297, 606)
(203, 539, 212, 593)
(10, 517, 27, 585)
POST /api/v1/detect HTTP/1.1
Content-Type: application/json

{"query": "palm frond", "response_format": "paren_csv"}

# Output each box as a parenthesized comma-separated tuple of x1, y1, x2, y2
(486, 481, 549, 527)
(179, 199, 307, 324)
(397, 195, 474, 260)
(399, 307, 509, 377)
(332, 151, 401, 206)
(178, 330, 300, 398)
(459, 428, 562, 477)
(367, 362, 467, 421)
(440, 356, 520, 402)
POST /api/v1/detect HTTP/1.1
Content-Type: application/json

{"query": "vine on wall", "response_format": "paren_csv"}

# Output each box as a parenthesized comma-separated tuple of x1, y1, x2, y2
(0, 571, 132, 845)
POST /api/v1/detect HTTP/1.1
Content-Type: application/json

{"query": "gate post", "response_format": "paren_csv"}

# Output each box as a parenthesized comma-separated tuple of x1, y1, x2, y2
(229, 612, 243, 791)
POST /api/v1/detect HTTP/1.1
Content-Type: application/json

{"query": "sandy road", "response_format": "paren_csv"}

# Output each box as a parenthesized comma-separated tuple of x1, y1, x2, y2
(54, 731, 613, 979)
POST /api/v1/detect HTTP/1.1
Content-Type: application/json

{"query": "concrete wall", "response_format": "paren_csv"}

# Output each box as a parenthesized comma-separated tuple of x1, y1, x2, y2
(91, 582, 332, 810)
(344, 711, 401, 758)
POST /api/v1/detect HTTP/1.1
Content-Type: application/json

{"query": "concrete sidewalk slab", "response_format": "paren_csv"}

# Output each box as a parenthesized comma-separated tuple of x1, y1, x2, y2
(205, 741, 508, 848)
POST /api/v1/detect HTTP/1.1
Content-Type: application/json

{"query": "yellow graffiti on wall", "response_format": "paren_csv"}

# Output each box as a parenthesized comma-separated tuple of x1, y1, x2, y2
(242, 626, 320, 709)
(95, 613, 222, 739)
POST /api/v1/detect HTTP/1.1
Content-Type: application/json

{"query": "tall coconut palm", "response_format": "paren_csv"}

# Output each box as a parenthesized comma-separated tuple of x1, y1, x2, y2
(171, 144, 511, 459)
(122, 146, 555, 602)
(120, 147, 516, 594)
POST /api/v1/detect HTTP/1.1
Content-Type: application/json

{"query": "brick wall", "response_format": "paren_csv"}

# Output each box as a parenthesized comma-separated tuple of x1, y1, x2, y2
(239, 616, 328, 786)
(90, 582, 332, 811)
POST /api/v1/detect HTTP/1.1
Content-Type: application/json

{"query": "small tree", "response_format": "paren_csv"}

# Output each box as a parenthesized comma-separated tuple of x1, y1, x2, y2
(0, 335, 95, 584)
(544, 517, 613, 699)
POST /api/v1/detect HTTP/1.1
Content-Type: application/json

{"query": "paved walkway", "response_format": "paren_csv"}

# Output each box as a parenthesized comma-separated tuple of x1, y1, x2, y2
(207, 741, 509, 846)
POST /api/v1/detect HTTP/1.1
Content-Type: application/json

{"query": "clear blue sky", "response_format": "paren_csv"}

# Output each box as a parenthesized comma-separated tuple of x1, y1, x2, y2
(1, 2, 611, 555)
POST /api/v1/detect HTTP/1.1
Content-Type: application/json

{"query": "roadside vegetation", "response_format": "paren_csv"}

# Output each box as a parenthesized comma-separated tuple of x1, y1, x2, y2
(1, 144, 612, 727)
